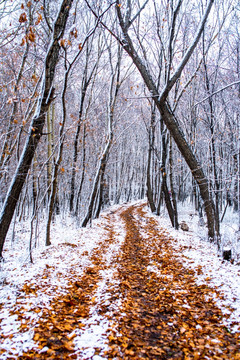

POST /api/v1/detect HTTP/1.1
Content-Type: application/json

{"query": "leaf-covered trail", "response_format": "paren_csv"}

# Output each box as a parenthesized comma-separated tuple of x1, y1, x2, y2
(0, 203, 240, 359)
(105, 205, 240, 359)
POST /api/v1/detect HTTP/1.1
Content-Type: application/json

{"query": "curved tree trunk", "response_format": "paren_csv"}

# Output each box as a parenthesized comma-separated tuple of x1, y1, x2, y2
(159, 102, 216, 238)
(116, 0, 216, 240)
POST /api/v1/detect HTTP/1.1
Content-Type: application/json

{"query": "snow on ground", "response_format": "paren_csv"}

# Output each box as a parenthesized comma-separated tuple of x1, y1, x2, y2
(0, 200, 240, 358)
(146, 201, 240, 332)
(73, 209, 126, 359)
(0, 210, 116, 358)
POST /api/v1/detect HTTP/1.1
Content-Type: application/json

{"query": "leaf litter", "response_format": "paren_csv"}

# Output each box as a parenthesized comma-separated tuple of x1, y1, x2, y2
(0, 201, 239, 359)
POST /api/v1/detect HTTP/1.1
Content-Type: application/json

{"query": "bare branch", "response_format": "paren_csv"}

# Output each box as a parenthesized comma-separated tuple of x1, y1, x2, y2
(43, 0, 53, 33)
(166, 0, 183, 82)
(160, 0, 214, 101)
(127, 0, 149, 29)
(194, 80, 240, 107)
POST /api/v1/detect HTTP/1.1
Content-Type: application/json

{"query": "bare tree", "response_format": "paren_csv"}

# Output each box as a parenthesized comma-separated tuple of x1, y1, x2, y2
(115, 0, 217, 240)
(0, 0, 74, 258)
(82, 42, 123, 227)
(69, 37, 101, 213)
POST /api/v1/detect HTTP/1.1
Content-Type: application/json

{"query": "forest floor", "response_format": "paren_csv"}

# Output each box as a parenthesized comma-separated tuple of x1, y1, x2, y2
(0, 202, 240, 359)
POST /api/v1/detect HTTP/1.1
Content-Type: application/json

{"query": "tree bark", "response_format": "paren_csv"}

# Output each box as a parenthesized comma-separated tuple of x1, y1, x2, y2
(0, 0, 73, 258)
(159, 103, 216, 238)
(169, 136, 178, 229)
(0, 16, 31, 175)
(160, 123, 176, 228)
(47, 104, 54, 201)
(75, 124, 87, 217)
(202, 47, 220, 239)
(81, 44, 122, 227)
(116, 0, 216, 240)
(146, 106, 156, 213)
(69, 73, 88, 213)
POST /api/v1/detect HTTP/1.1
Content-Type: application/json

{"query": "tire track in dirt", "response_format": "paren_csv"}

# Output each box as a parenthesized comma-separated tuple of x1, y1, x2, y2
(105, 204, 240, 359)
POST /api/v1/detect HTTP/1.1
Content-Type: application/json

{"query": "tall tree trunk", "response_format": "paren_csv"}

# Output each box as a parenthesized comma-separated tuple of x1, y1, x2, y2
(69, 39, 100, 214)
(75, 124, 87, 216)
(47, 104, 54, 201)
(0, 0, 73, 258)
(169, 136, 178, 229)
(160, 124, 176, 228)
(94, 162, 107, 219)
(159, 103, 216, 238)
(116, 0, 216, 239)
(45, 25, 97, 244)
(82, 43, 122, 227)
(81, 145, 111, 227)
(32, 156, 38, 215)
(69, 79, 87, 213)
(202, 47, 220, 240)
(46, 49, 70, 246)
(146, 105, 156, 213)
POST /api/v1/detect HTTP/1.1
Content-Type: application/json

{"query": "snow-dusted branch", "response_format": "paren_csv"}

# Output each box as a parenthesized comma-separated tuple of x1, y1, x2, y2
(160, 0, 214, 101)
(194, 80, 240, 106)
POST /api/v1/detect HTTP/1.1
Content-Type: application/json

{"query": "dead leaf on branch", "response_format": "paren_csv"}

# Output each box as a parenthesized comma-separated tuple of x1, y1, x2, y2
(19, 13, 27, 23)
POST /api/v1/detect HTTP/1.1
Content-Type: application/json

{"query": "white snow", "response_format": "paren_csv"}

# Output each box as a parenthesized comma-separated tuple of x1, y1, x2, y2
(148, 202, 240, 333)
(0, 200, 239, 358)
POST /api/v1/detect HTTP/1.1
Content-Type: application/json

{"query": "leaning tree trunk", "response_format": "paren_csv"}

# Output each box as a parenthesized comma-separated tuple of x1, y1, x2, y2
(116, 0, 216, 240)
(0, 0, 73, 258)
(159, 103, 216, 238)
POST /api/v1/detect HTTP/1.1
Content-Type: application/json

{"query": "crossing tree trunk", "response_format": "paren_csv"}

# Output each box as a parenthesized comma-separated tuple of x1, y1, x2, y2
(116, 0, 216, 240)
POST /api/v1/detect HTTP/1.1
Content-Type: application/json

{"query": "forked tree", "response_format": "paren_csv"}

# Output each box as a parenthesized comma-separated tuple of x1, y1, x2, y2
(114, 0, 217, 240)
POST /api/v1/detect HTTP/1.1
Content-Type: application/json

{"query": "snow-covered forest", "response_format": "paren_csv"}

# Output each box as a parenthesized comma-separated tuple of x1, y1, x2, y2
(0, 0, 240, 358)
(0, 0, 240, 251)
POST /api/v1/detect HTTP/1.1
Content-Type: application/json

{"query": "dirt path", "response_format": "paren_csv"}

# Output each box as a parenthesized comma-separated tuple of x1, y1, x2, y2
(1, 203, 240, 359)
(104, 205, 240, 359)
